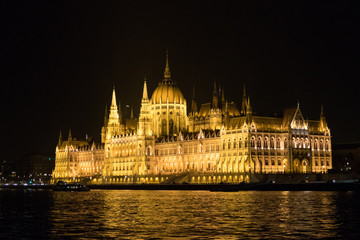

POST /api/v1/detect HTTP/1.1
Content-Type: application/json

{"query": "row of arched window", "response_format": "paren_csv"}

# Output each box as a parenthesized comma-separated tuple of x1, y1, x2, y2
(312, 139, 330, 151)
(223, 138, 248, 150)
(247, 136, 331, 151)
(250, 136, 288, 149)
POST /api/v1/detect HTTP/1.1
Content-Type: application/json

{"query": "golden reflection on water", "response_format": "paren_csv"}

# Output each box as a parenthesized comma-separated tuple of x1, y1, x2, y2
(36, 190, 359, 239)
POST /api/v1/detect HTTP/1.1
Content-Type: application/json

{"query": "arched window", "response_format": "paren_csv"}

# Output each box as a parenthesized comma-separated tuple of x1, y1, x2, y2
(251, 137, 255, 148)
(270, 138, 275, 149)
(305, 138, 309, 148)
(284, 138, 287, 148)
(169, 119, 174, 135)
(292, 137, 296, 148)
(245, 138, 248, 147)
(276, 138, 281, 149)
(223, 140, 226, 150)
(264, 137, 268, 149)
(257, 137, 262, 148)
(162, 120, 167, 135)
(296, 137, 300, 148)
(314, 139, 318, 150)
(228, 139, 231, 149)
(320, 140, 324, 150)
(239, 138, 242, 148)
(233, 139, 237, 148)
(325, 140, 329, 151)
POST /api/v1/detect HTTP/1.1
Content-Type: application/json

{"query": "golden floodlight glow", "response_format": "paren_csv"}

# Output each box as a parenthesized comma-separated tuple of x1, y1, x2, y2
(52, 54, 332, 184)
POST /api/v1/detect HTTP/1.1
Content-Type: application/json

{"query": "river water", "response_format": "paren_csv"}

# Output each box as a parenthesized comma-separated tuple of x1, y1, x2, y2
(0, 190, 359, 239)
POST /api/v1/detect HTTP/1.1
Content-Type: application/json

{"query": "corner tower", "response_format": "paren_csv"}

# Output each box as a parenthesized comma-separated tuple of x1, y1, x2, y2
(101, 87, 124, 141)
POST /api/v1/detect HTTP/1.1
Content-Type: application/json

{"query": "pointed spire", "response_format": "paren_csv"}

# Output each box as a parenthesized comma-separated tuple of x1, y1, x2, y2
(191, 85, 198, 113)
(246, 97, 252, 114)
(164, 49, 171, 80)
(246, 97, 252, 123)
(297, 100, 300, 108)
(320, 104, 327, 131)
(212, 80, 219, 108)
(58, 130, 63, 147)
(221, 86, 225, 103)
(108, 87, 120, 128)
(130, 105, 134, 119)
(241, 84, 247, 116)
(142, 77, 149, 101)
(320, 104, 324, 118)
(111, 87, 117, 107)
(68, 129, 72, 141)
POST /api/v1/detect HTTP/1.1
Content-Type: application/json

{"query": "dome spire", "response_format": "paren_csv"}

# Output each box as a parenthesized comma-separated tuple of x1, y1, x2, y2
(164, 49, 171, 80)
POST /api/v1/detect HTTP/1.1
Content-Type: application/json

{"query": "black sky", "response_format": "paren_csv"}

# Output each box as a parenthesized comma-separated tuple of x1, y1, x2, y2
(1, 0, 359, 163)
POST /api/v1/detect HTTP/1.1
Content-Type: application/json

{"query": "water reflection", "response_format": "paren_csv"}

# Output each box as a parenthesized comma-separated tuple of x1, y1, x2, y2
(1, 190, 359, 239)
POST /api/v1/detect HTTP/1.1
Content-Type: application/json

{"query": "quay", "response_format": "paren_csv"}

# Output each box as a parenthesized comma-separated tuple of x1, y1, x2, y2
(1, 182, 359, 191)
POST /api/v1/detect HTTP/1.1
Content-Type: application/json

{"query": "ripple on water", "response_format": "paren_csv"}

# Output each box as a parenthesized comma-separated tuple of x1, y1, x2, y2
(0, 190, 360, 239)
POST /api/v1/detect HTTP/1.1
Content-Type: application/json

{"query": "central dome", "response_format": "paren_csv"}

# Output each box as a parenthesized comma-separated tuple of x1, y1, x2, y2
(151, 80, 185, 104)
(150, 51, 186, 105)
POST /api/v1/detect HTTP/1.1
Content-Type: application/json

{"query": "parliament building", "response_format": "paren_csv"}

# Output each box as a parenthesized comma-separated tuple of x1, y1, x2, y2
(52, 54, 332, 184)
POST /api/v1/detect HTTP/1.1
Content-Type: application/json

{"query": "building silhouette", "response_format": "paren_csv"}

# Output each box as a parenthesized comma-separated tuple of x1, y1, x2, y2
(52, 54, 332, 184)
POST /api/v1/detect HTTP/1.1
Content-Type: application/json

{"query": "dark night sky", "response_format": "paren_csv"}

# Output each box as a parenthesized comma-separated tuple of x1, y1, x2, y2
(1, 1, 359, 164)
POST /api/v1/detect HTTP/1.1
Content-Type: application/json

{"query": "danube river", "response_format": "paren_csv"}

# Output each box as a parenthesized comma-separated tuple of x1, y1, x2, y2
(0, 190, 359, 239)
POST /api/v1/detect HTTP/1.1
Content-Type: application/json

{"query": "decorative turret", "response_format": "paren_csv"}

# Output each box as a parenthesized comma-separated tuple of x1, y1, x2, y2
(212, 81, 219, 109)
(58, 130, 63, 147)
(320, 105, 328, 131)
(225, 101, 229, 115)
(130, 106, 134, 119)
(221, 85, 225, 108)
(191, 85, 198, 114)
(68, 129, 72, 141)
(246, 97, 252, 123)
(241, 84, 247, 116)
(223, 100, 230, 127)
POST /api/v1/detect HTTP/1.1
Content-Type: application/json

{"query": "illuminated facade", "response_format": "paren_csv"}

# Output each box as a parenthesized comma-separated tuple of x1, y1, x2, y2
(52, 54, 332, 184)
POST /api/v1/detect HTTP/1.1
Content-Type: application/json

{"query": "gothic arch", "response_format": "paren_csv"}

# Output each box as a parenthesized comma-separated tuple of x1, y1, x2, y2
(293, 158, 301, 173)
